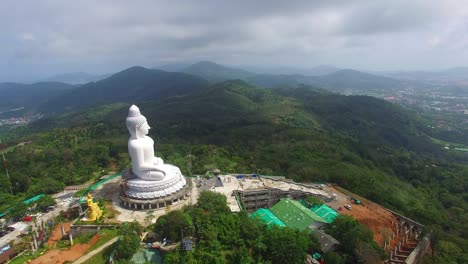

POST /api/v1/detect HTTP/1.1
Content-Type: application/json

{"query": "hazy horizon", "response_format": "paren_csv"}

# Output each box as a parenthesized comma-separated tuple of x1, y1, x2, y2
(2, 0, 468, 82)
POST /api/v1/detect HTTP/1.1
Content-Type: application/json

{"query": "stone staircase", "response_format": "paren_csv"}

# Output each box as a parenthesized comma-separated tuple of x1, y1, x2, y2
(387, 238, 419, 263)
(386, 219, 424, 264)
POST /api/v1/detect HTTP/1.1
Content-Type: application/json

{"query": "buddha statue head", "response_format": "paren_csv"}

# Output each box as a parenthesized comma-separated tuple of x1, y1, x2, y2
(126, 105, 150, 138)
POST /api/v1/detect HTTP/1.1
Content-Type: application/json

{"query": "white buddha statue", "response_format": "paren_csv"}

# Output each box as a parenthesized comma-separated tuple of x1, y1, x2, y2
(123, 105, 186, 200)
(126, 105, 169, 181)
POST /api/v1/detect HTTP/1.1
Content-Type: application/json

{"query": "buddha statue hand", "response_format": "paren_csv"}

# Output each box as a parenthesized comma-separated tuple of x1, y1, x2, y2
(154, 157, 164, 165)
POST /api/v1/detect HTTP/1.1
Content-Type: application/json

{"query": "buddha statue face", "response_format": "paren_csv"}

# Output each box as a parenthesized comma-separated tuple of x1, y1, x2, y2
(126, 105, 149, 138)
(137, 121, 150, 138)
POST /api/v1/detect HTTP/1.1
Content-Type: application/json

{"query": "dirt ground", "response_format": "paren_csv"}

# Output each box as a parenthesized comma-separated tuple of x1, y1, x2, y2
(46, 222, 70, 248)
(30, 223, 100, 264)
(326, 186, 398, 247)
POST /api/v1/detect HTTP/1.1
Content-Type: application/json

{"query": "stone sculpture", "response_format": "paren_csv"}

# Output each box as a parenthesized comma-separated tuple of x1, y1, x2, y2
(82, 193, 102, 221)
(123, 105, 186, 199)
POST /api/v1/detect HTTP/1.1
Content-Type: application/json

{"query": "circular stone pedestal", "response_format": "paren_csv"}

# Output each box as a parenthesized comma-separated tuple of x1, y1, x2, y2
(120, 167, 190, 210)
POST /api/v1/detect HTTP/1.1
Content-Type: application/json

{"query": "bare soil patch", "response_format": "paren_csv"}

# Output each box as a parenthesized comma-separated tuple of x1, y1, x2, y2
(327, 186, 399, 247)
(31, 224, 101, 264)
(46, 222, 70, 248)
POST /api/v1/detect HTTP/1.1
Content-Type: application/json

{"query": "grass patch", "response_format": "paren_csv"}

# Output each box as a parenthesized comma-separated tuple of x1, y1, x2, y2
(102, 201, 121, 223)
(56, 239, 71, 249)
(9, 254, 33, 264)
(85, 228, 119, 253)
(74, 232, 95, 244)
(82, 243, 115, 264)
(9, 247, 49, 264)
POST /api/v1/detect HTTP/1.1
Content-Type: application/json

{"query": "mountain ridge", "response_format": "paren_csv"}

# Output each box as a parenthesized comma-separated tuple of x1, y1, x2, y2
(182, 61, 254, 82)
(39, 72, 111, 84)
(0, 81, 74, 115)
(177, 61, 411, 95)
(39, 66, 209, 114)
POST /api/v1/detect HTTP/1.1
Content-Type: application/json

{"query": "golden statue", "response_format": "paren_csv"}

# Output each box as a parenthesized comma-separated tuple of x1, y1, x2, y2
(83, 193, 102, 222)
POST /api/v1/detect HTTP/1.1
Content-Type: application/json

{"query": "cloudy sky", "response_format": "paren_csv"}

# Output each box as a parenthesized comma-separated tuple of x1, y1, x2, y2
(1, 0, 468, 82)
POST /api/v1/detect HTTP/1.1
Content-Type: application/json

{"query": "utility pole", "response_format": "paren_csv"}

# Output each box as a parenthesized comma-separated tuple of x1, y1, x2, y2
(2, 152, 13, 195)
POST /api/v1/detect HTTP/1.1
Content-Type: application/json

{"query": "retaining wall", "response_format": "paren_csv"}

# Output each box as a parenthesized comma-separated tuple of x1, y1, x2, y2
(404, 234, 431, 264)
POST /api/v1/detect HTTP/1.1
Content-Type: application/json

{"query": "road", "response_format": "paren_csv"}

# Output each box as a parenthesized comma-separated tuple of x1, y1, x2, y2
(34, 190, 77, 226)
(0, 225, 28, 247)
(0, 190, 77, 248)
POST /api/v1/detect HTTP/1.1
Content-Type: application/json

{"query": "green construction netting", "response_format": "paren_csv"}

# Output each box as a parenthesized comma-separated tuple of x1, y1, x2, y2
(250, 208, 286, 227)
(310, 204, 339, 224)
(23, 194, 45, 205)
(270, 199, 328, 230)
(130, 249, 162, 264)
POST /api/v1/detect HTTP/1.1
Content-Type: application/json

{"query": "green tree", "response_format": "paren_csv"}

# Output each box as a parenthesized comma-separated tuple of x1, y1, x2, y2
(165, 249, 181, 264)
(263, 227, 311, 264)
(8, 203, 28, 221)
(326, 215, 381, 263)
(197, 191, 230, 213)
(304, 196, 324, 207)
(144, 210, 155, 226)
(323, 251, 345, 264)
(425, 240, 463, 264)
(36, 195, 56, 211)
(117, 221, 143, 260)
(155, 210, 193, 241)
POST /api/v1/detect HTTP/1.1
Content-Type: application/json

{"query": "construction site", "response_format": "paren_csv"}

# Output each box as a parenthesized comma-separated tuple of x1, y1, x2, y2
(208, 174, 431, 264)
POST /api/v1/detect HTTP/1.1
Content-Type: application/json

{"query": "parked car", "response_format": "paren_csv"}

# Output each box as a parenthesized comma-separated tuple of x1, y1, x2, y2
(344, 204, 352, 210)
(351, 197, 362, 205)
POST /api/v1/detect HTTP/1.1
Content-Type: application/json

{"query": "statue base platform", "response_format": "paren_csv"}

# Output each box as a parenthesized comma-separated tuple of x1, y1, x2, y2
(120, 168, 190, 210)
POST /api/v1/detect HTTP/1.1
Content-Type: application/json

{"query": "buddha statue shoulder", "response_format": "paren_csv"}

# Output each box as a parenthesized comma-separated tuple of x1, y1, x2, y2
(126, 105, 167, 181)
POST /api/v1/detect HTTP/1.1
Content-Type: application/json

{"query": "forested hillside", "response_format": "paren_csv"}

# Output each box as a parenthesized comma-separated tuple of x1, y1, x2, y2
(178, 61, 416, 95)
(0, 82, 74, 114)
(182, 61, 254, 83)
(39, 66, 209, 114)
(0, 80, 466, 263)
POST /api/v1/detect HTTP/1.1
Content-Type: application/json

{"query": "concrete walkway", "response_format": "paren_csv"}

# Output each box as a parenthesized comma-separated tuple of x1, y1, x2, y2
(73, 237, 119, 264)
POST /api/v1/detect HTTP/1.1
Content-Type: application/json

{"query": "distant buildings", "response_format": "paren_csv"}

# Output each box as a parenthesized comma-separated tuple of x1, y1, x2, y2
(0, 113, 42, 127)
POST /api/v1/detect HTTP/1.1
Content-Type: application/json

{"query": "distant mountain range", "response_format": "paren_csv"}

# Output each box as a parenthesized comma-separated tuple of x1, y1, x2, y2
(39, 62, 411, 114)
(243, 64, 342, 76)
(40, 72, 111, 84)
(156, 61, 342, 76)
(5, 60, 468, 118)
(34, 79, 433, 153)
(173, 61, 413, 94)
(309, 69, 409, 94)
(22, 66, 429, 152)
(39, 66, 209, 114)
(385, 67, 468, 84)
(182, 61, 254, 83)
(0, 82, 74, 116)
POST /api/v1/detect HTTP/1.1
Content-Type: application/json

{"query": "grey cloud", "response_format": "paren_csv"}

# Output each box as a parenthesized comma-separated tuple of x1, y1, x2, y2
(335, 1, 449, 35)
(0, 0, 467, 81)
